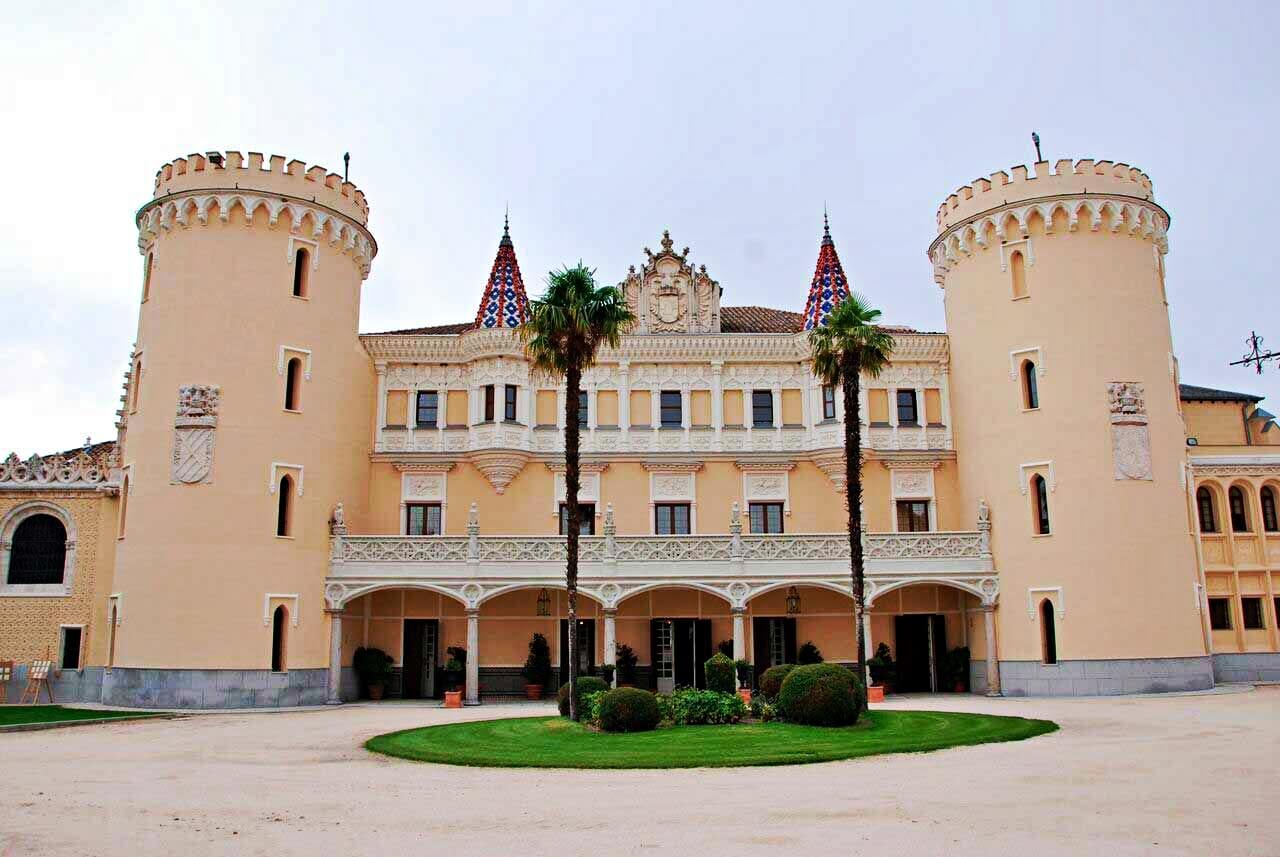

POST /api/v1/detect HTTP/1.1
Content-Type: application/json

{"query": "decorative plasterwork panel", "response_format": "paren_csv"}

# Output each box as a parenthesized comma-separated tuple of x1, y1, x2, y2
(286, 234, 319, 270)
(891, 469, 935, 499)
(1108, 381, 1152, 481)
(650, 472, 696, 502)
(171, 384, 220, 485)
(553, 472, 601, 513)
(402, 472, 446, 503)
(1008, 347, 1045, 380)
(999, 237, 1035, 272)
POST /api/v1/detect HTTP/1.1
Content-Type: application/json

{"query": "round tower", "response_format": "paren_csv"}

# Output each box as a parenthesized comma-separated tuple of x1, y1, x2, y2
(931, 158, 1211, 695)
(106, 152, 377, 707)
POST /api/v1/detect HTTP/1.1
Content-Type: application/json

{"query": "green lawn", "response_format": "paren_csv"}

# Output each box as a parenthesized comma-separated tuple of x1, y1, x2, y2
(366, 710, 1058, 769)
(0, 705, 159, 727)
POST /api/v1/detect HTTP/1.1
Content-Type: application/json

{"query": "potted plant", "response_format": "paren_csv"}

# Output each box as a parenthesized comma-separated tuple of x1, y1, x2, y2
(734, 658, 753, 704)
(945, 646, 970, 693)
(599, 663, 617, 687)
(353, 646, 393, 701)
(615, 643, 638, 687)
(797, 641, 824, 664)
(444, 645, 466, 691)
(867, 642, 896, 703)
(521, 633, 552, 700)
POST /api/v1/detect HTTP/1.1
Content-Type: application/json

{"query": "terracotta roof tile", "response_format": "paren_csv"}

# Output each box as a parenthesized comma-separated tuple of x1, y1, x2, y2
(1179, 384, 1262, 403)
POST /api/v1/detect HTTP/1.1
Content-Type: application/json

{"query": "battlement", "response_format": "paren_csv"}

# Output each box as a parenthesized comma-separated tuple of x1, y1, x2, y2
(936, 159, 1154, 233)
(152, 151, 369, 226)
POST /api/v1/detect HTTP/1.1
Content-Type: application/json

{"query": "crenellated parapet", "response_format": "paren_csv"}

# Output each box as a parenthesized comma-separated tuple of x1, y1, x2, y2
(136, 151, 377, 279)
(928, 158, 1169, 286)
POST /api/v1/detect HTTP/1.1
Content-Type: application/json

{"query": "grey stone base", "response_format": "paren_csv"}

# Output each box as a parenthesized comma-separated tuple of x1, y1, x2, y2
(2, 665, 105, 704)
(101, 668, 329, 709)
(1212, 652, 1280, 683)
(997, 656, 1213, 697)
(969, 660, 989, 695)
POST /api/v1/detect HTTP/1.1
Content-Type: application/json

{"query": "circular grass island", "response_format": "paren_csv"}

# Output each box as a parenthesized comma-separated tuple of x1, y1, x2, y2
(366, 710, 1058, 769)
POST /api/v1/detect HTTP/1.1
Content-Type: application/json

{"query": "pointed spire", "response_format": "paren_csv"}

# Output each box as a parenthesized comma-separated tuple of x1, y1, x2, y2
(802, 210, 851, 330)
(474, 212, 529, 329)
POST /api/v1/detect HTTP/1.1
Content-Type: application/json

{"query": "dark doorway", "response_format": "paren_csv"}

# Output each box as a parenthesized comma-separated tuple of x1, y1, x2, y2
(559, 618, 596, 687)
(402, 619, 439, 699)
(751, 616, 797, 686)
(894, 614, 947, 692)
(650, 618, 712, 691)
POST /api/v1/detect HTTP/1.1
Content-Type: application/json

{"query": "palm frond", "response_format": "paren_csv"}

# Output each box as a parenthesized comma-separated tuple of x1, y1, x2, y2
(808, 292, 896, 383)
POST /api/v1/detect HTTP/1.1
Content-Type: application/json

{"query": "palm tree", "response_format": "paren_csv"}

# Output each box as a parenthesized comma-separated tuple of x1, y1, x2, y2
(809, 294, 895, 704)
(522, 263, 634, 720)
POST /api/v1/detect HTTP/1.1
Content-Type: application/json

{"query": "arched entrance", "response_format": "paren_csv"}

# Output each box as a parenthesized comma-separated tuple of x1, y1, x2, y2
(744, 585, 856, 685)
(338, 586, 467, 700)
(474, 586, 604, 697)
(614, 586, 732, 692)
(867, 582, 986, 693)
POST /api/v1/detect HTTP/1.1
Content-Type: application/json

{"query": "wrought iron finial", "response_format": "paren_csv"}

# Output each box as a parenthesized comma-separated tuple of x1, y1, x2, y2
(1031, 131, 1042, 162)
(822, 206, 833, 246)
(1230, 330, 1277, 374)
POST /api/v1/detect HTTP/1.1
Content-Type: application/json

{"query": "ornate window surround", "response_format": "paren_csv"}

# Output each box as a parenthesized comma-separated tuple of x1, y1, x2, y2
(546, 462, 607, 518)
(1008, 346, 1045, 381)
(277, 345, 313, 381)
(884, 459, 941, 533)
(1019, 460, 1057, 494)
(1027, 585, 1065, 619)
(643, 461, 701, 534)
(737, 460, 795, 517)
(398, 463, 452, 534)
(0, 500, 77, 597)
(268, 462, 305, 496)
(287, 234, 320, 271)
(263, 593, 300, 627)
(999, 237, 1035, 272)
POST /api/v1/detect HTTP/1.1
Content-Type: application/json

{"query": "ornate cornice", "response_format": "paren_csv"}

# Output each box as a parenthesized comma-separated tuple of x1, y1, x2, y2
(543, 461, 610, 474)
(735, 459, 797, 472)
(642, 460, 704, 473)
(393, 462, 455, 474)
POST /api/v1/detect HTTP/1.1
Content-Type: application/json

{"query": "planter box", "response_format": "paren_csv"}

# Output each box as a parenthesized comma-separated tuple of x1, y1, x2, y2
(443, 690, 463, 709)
(867, 685, 885, 704)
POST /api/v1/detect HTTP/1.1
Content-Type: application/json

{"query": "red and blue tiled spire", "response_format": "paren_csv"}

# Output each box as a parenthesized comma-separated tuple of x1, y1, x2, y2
(801, 210, 851, 330)
(474, 211, 530, 329)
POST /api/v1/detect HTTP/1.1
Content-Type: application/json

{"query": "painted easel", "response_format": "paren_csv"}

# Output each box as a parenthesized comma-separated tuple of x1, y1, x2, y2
(20, 659, 54, 705)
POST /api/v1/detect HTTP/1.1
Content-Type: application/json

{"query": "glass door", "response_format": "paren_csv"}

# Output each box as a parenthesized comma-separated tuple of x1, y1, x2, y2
(655, 620, 674, 693)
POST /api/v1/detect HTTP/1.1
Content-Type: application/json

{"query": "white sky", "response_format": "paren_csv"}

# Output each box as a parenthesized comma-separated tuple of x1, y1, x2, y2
(3, 1, 1277, 454)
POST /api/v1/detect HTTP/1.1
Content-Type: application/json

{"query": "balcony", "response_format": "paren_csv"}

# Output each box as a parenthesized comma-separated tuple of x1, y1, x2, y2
(324, 512, 996, 612)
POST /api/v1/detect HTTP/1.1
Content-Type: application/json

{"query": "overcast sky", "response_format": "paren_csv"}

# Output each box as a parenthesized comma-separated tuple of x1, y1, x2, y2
(3, 2, 1277, 454)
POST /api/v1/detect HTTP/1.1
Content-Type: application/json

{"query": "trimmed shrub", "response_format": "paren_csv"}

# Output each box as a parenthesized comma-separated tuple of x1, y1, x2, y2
(777, 663, 864, 727)
(597, 687, 662, 733)
(580, 689, 610, 724)
(716, 639, 734, 658)
(557, 676, 609, 719)
(704, 652, 736, 695)
(758, 664, 795, 700)
(521, 633, 553, 687)
(797, 641, 824, 664)
(661, 688, 747, 725)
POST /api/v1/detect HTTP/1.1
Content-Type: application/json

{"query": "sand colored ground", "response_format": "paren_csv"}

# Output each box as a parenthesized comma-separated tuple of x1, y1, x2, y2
(1, 689, 1277, 856)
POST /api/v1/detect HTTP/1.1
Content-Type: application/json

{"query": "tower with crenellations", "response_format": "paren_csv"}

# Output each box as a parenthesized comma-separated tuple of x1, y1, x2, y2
(105, 152, 378, 705)
(930, 158, 1211, 694)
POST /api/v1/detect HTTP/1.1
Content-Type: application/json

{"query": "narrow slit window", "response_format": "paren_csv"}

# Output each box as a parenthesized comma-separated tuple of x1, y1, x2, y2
(277, 475, 293, 537)
(1229, 486, 1249, 532)
(577, 391, 589, 427)
(483, 385, 495, 422)
(1032, 474, 1050, 535)
(1010, 250, 1028, 298)
(142, 253, 153, 302)
(504, 385, 518, 421)
(822, 385, 836, 420)
(271, 605, 288, 671)
(1039, 600, 1057, 664)
(1022, 361, 1039, 409)
(1197, 487, 1217, 533)
(292, 247, 310, 297)
(1262, 486, 1278, 533)
(284, 358, 302, 411)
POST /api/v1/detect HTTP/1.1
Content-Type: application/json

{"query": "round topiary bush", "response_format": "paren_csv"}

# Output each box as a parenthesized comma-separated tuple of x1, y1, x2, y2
(557, 676, 609, 719)
(758, 664, 796, 700)
(776, 663, 864, 727)
(596, 687, 662, 733)
(703, 652, 736, 695)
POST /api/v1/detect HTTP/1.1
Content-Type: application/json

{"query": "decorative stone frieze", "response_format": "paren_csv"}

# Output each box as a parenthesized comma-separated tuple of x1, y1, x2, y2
(170, 385, 220, 485)
(469, 450, 529, 494)
(0, 446, 119, 489)
(1108, 381, 1152, 481)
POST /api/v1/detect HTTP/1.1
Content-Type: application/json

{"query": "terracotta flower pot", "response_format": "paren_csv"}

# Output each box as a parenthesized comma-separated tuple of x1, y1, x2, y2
(444, 690, 463, 709)
(867, 685, 885, 704)
(368, 683, 385, 701)
(953, 680, 966, 693)
(524, 684, 543, 700)
(737, 688, 752, 705)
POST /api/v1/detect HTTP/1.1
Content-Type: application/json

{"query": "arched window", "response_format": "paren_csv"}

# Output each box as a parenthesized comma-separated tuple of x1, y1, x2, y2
(118, 472, 130, 538)
(292, 247, 310, 297)
(130, 359, 143, 413)
(8, 514, 67, 585)
(1197, 487, 1217, 533)
(1010, 250, 1028, 299)
(284, 358, 302, 411)
(142, 253, 153, 302)
(271, 604, 288, 671)
(1229, 486, 1250, 532)
(1032, 474, 1050, 535)
(277, 475, 293, 537)
(1040, 599, 1057, 664)
(1022, 360, 1039, 409)
(1262, 486, 1278, 533)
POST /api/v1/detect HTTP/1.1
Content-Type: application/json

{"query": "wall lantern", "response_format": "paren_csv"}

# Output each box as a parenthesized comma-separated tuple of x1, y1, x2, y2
(785, 586, 802, 615)
(536, 588, 551, 616)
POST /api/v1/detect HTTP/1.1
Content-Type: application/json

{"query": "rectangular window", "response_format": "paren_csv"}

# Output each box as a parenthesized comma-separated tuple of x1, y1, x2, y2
(578, 391, 589, 426)
(59, 626, 82, 670)
(406, 503, 443, 536)
(660, 390, 682, 427)
(1208, 597, 1232, 631)
(749, 502, 784, 534)
(1242, 597, 1265, 630)
(822, 385, 836, 420)
(752, 390, 774, 427)
(896, 500, 930, 532)
(483, 385, 495, 422)
(896, 389, 918, 425)
(558, 503, 596, 535)
(415, 391, 439, 428)
(768, 619, 786, 668)
(504, 384, 518, 421)
(655, 503, 691, 535)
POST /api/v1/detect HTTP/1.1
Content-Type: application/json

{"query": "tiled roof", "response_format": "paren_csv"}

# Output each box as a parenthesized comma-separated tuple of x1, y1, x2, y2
(473, 217, 530, 329)
(367, 321, 474, 336)
(51, 440, 117, 459)
(801, 215, 852, 330)
(1179, 384, 1262, 403)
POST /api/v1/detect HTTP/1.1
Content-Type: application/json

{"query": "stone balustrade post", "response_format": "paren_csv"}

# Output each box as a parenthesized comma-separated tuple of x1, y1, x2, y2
(467, 502, 479, 560)
(603, 609, 618, 686)
(325, 608, 343, 705)
(465, 608, 480, 705)
(982, 605, 1001, 697)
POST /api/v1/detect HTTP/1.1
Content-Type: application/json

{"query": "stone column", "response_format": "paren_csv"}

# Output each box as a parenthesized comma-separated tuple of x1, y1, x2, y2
(603, 609, 618, 686)
(465, 608, 480, 705)
(374, 362, 388, 436)
(618, 361, 630, 439)
(325, 608, 343, 705)
(982, 605, 1001, 697)
(732, 607, 746, 661)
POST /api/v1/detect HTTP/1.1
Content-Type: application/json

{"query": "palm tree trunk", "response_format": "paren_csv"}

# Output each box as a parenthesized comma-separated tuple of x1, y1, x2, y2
(841, 351, 867, 707)
(564, 362, 583, 720)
